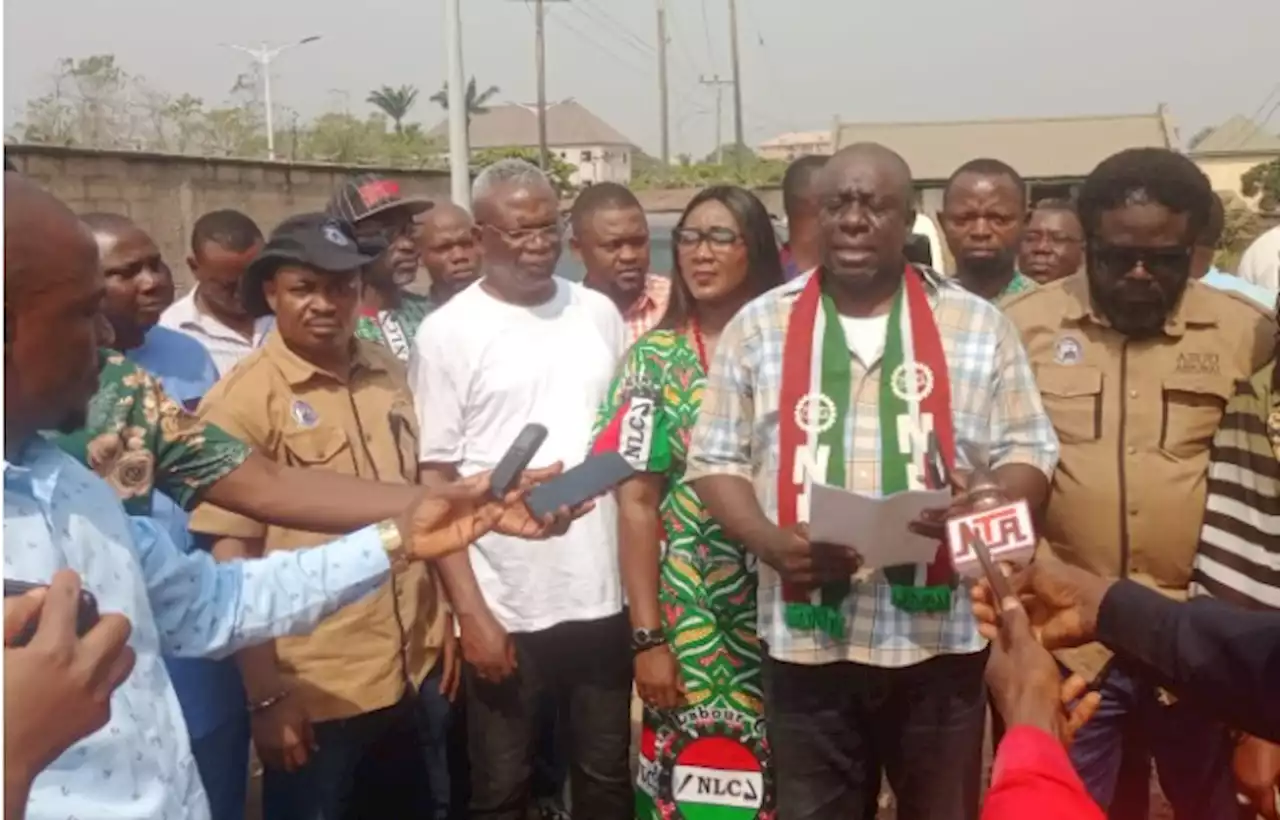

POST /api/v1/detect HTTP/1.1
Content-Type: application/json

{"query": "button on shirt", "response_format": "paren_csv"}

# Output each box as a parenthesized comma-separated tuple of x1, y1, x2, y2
(189, 330, 441, 722)
(159, 290, 274, 378)
(685, 268, 1060, 668)
(4, 438, 392, 820)
(1003, 274, 1275, 678)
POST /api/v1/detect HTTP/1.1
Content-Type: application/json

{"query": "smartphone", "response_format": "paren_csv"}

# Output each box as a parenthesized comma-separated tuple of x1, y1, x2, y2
(4, 579, 101, 647)
(524, 451, 635, 520)
(489, 423, 549, 500)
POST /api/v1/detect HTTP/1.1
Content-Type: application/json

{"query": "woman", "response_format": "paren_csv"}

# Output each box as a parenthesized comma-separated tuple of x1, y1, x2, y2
(592, 186, 785, 819)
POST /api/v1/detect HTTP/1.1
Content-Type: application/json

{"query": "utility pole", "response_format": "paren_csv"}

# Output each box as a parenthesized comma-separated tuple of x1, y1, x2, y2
(727, 0, 744, 158)
(535, 0, 550, 170)
(656, 0, 670, 165)
(221, 36, 322, 161)
(445, 0, 471, 209)
(700, 75, 733, 164)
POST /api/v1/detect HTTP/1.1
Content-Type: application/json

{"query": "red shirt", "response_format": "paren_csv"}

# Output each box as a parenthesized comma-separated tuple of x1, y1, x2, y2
(983, 726, 1103, 820)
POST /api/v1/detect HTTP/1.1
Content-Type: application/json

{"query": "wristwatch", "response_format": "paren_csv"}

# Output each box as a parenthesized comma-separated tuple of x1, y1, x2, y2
(376, 518, 408, 573)
(631, 627, 667, 653)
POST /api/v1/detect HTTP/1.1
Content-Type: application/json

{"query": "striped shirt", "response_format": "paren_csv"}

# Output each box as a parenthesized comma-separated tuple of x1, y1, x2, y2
(623, 274, 672, 347)
(686, 267, 1059, 667)
(1190, 360, 1280, 610)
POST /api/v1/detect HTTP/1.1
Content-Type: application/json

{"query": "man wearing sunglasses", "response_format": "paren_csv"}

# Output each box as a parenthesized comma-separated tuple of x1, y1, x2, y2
(1003, 148, 1276, 819)
(327, 174, 435, 362)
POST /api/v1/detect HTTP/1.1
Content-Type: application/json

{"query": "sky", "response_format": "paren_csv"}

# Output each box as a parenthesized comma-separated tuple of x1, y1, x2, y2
(4, 0, 1279, 160)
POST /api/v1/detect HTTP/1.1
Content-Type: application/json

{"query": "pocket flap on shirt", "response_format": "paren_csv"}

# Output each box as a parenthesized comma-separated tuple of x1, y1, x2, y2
(1036, 364, 1103, 398)
(282, 426, 349, 465)
(1162, 372, 1234, 400)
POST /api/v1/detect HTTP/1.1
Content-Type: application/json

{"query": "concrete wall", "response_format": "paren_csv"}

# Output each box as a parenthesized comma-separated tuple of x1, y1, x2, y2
(6, 144, 450, 291)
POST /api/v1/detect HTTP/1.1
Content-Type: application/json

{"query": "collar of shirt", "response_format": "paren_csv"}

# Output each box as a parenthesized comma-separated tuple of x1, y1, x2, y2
(998, 270, 1038, 300)
(1059, 271, 1221, 338)
(623, 274, 670, 319)
(262, 328, 392, 387)
(163, 290, 274, 347)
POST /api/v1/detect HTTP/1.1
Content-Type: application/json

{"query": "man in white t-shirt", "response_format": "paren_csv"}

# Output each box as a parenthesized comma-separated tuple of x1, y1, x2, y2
(1237, 224, 1280, 292)
(410, 159, 630, 820)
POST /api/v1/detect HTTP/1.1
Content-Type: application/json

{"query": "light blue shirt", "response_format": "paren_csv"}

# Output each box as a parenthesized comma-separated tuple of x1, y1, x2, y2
(1202, 267, 1278, 312)
(125, 328, 237, 740)
(4, 437, 392, 820)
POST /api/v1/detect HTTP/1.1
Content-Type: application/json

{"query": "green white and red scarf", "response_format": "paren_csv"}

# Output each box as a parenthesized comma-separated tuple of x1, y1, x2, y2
(777, 266, 957, 640)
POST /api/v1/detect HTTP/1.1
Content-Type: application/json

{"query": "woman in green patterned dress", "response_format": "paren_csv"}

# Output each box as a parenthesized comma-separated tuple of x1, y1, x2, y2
(592, 186, 786, 820)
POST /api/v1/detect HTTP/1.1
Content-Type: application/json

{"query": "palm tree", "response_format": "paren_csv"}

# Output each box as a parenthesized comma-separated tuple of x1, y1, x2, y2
(430, 77, 501, 134)
(366, 84, 419, 134)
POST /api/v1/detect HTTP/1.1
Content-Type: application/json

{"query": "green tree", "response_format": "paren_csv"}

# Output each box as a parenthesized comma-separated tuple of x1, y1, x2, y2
(430, 77, 500, 133)
(1241, 158, 1280, 213)
(366, 84, 419, 134)
(473, 146, 576, 196)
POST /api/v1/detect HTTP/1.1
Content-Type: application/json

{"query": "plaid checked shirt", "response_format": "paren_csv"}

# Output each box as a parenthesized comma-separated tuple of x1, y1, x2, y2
(686, 268, 1060, 668)
(623, 274, 672, 347)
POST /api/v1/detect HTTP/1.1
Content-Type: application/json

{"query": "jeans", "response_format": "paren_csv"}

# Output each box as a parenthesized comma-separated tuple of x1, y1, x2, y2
(262, 697, 421, 820)
(466, 612, 633, 820)
(418, 662, 456, 820)
(763, 651, 987, 820)
(191, 715, 250, 820)
(1068, 664, 1237, 819)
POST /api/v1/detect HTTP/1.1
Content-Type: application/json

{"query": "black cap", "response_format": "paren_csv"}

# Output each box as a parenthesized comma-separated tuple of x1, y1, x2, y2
(241, 213, 376, 318)
(326, 173, 433, 224)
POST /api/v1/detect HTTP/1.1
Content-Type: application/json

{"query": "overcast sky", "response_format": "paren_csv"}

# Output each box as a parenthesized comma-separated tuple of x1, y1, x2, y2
(4, 0, 1279, 159)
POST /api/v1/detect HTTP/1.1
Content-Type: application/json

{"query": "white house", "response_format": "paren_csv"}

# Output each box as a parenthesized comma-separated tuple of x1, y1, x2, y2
(756, 130, 834, 162)
(430, 99, 637, 186)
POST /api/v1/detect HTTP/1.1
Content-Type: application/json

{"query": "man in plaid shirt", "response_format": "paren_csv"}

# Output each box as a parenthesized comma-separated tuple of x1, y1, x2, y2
(687, 143, 1059, 820)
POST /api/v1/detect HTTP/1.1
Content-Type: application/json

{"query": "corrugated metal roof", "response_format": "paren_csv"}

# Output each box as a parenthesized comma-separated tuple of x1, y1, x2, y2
(1191, 115, 1280, 156)
(833, 109, 1176, 181)
(427, 99, 634, 149)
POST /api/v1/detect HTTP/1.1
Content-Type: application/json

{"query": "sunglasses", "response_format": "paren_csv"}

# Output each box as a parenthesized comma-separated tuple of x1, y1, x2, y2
(1089, 243, 1191, 275)
(673, 226, 742, 249)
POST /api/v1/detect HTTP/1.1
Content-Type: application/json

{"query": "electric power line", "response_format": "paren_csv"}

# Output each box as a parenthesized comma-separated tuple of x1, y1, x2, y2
(577, 0, 656, 56)
(699, 0, 718, 68)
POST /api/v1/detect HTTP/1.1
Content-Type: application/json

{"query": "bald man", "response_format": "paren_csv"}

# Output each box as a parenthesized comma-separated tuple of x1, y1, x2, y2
(687, 143, 1058, 820)
(418, 202, 482, 308)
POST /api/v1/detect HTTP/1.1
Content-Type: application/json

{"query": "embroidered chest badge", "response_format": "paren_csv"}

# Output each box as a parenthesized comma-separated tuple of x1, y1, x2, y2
(291, 399, 319, 429)
(1053, 336, 1083, 366)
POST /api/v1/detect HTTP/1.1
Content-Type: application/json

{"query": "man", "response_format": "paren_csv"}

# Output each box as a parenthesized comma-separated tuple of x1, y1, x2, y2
(328, 173, 435, 361)
(939, 158, 1036, 303)
(780, 154, 828, 280)
(418, 201, 483, 307)
(81, 211, 248, 818)
(161, 209, 272, 377)
(2, 169, 568, 820)
(1188, 289, 1280, 819)
(189, 213, 451, 818)
(1018, 199, 1085, 285)
(1239, 224, 1280, 291)
(686, 142, 1059, 820)
(412, 159, 631, 819)
(1002, 147, 1276, 819)
(1194, 194, 1277, 309)
(571, 181, 669, 344)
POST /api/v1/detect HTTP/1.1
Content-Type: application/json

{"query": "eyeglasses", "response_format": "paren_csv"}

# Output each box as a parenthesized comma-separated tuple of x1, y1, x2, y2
(673, 226, 742, 249)
(482, 220, 565, 246)
(354, 215, 420, 244)
(1090, 243, 1191, 275)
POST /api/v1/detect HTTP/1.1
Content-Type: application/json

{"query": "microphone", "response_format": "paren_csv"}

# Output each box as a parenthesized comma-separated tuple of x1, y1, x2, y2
(941, 442, 1038, 579)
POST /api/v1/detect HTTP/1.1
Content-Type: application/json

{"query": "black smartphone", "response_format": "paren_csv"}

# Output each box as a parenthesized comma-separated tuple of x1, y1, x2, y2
(489, 423, 549, 500)
(524, 451, 635, 520)
(4, 579, 101, 647)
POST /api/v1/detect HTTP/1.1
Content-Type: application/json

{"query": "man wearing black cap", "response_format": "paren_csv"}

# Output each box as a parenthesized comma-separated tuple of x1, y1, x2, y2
(190, 213, 455, 819)
(328, 173, 435, 361)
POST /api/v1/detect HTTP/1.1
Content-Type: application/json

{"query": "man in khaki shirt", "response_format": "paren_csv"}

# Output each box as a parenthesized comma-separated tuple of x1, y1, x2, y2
(191, 213, 450, 819)
(1004, 149, 1275, 820)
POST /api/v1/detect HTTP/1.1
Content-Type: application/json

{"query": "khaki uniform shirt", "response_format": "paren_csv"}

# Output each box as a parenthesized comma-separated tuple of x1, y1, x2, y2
(1004, 275, 1275, 678)
(189, 330, 443, 722)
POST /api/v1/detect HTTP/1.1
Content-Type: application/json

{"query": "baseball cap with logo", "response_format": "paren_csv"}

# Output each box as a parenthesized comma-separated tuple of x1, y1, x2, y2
(326, 173, 434, 225)
(241, 213, 376, 318)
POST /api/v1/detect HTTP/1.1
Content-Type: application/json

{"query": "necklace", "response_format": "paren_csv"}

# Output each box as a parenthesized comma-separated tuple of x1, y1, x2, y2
(690, 317, 709, 372)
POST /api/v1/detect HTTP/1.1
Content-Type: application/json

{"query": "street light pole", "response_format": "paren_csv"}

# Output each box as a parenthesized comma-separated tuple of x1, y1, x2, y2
(445, 0, 471, 209)
(222, 35, 321, 161)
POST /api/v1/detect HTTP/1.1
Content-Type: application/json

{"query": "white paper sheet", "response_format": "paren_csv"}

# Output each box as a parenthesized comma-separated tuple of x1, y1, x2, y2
(809, 482, 951, 570)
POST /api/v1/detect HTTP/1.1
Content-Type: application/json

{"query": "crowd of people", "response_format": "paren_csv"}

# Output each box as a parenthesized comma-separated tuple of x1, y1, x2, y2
(3, 138, 1279, 820)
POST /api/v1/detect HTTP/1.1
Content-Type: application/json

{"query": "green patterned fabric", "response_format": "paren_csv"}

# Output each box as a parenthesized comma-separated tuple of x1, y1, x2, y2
(48, 350, 251, 516)
(354, 291, 435, 361)
(593, 330, 773, 820)
(997, 270, 1038, 301)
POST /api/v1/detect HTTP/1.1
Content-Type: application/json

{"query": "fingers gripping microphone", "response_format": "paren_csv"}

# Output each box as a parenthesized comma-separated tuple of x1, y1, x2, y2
(941, 440, 1038, 579)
